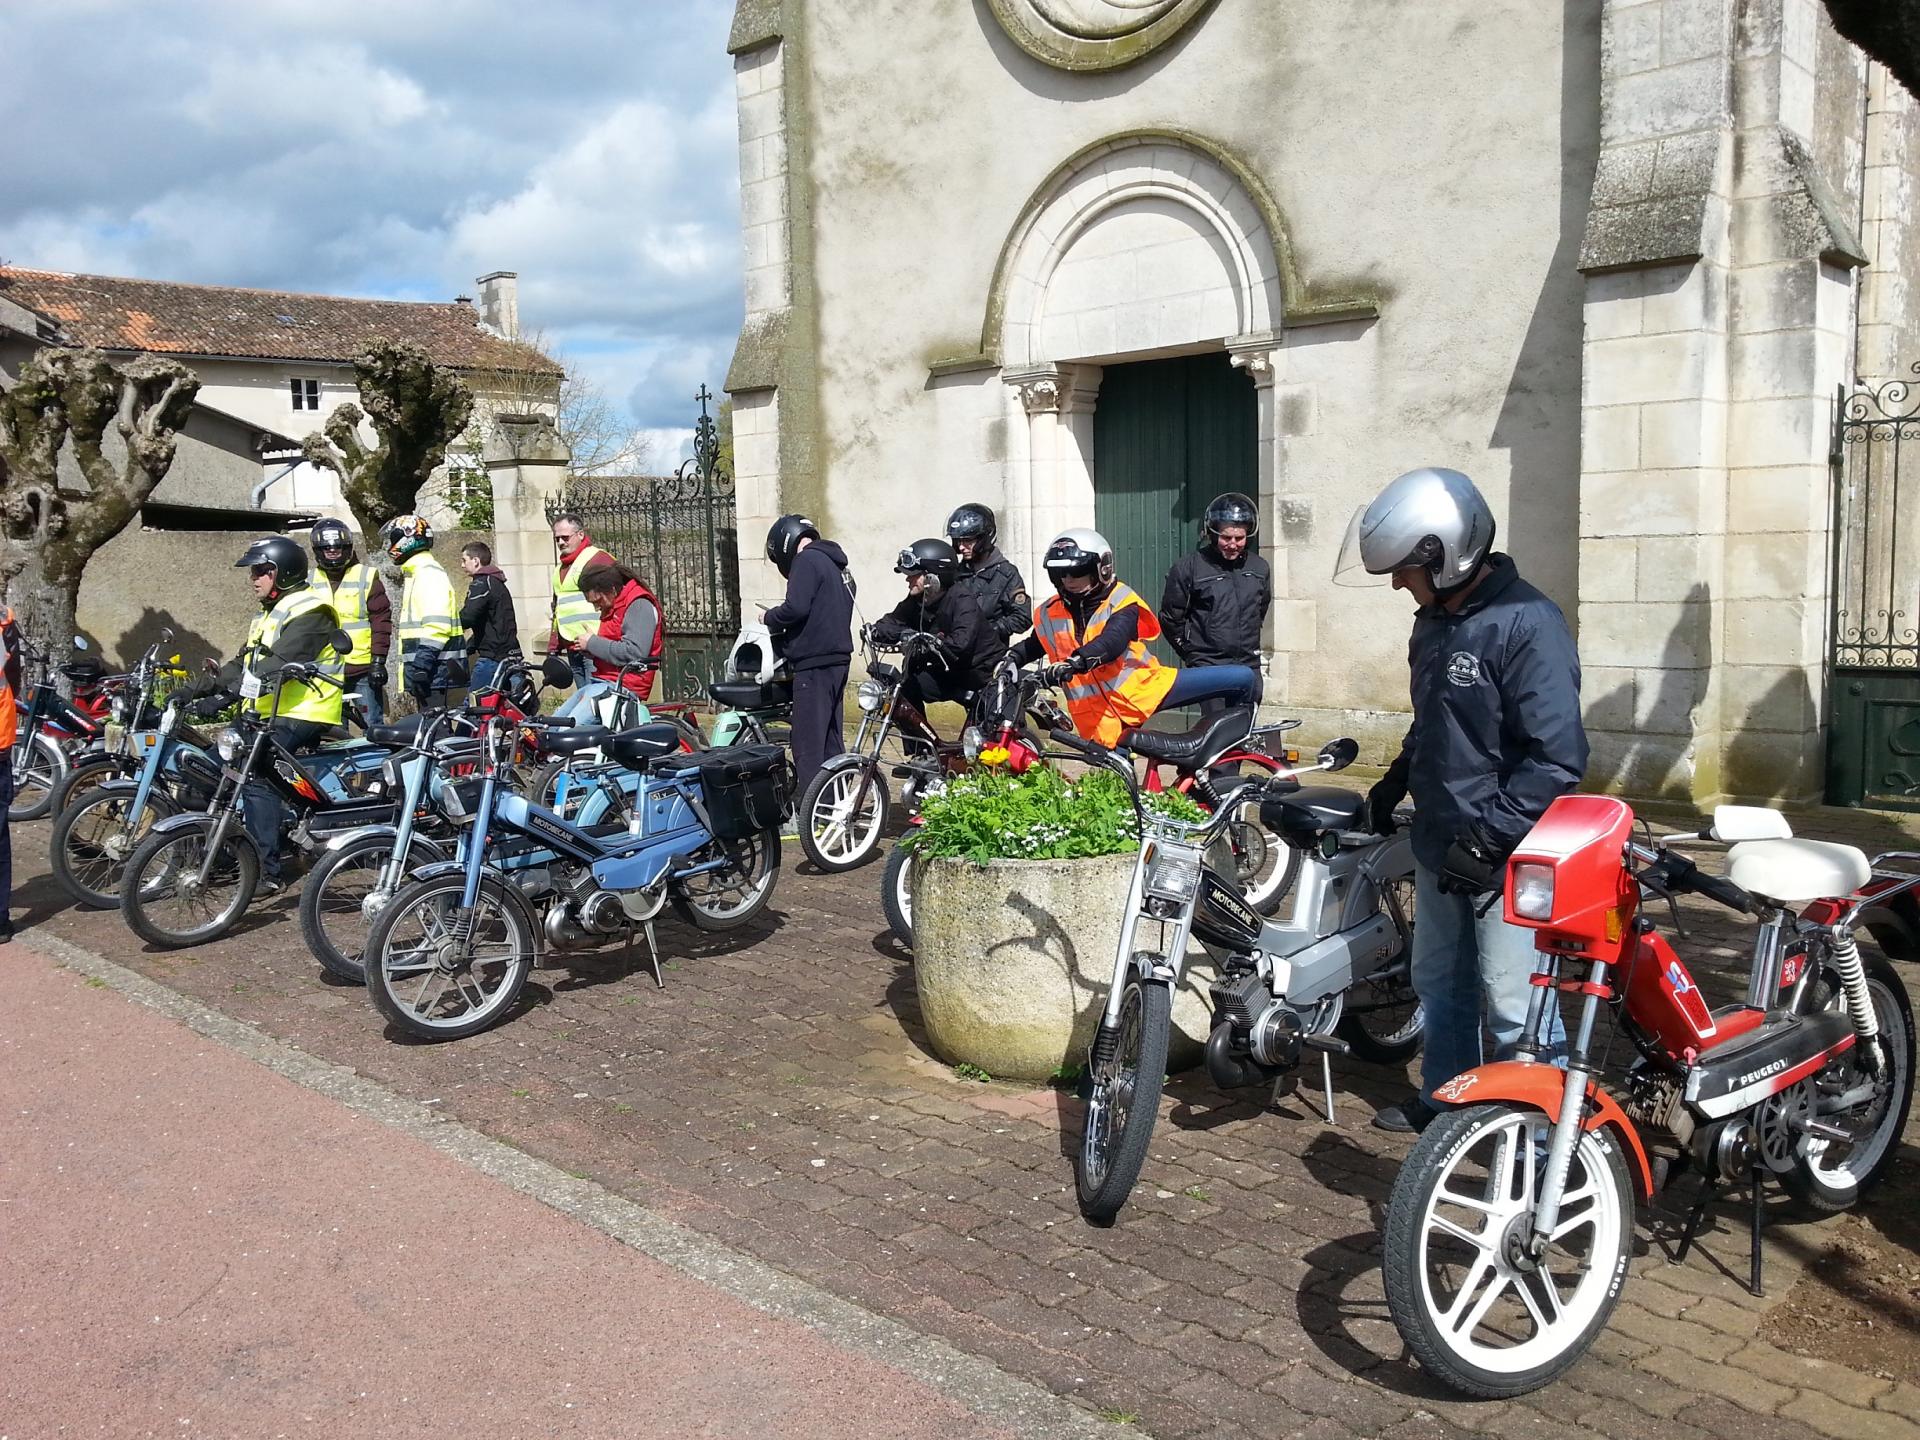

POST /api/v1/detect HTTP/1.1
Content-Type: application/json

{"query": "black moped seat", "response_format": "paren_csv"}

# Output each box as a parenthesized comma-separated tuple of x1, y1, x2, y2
(606, 722, 685, 767)
(367, 716, 431, 747)
(708, 679, 792, 709)
(1124, 707, 1254, 766)
(1260, 785, 1367, 839)
(540, 724, 613, 756)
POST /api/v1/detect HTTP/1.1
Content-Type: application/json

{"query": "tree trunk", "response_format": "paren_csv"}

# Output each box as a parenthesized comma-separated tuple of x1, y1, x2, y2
(4, 543, 80, 659)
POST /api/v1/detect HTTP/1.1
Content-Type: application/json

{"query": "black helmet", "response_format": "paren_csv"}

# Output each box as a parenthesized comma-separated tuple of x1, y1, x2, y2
(1043, 527, 1116, 600)
(765, 514, 820, 577)
(1204, 492, 1259, 541)
(237, 535, 309, 590)
(945, 503, 997, 550)
(310, 517, 355, 568)
(895, 538, 960, 586)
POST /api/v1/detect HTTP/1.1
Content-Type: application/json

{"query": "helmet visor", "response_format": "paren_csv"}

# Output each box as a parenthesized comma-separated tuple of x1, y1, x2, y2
(1332, 506, 1391, 587)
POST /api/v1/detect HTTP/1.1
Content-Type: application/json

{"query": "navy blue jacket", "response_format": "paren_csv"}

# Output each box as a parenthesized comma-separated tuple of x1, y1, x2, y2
(1397, 554, 1587, 872)
(764, 540, 854, 672)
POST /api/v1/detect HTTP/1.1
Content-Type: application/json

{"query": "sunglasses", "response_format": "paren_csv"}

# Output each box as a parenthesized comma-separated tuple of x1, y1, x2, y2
(250, 563, 277, 578)
(552, 532, 576, 546)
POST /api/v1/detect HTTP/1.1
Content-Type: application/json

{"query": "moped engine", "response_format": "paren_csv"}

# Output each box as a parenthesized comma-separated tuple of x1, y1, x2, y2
(1205, 971, 1304, 1088)
(544, 874, 632, 949)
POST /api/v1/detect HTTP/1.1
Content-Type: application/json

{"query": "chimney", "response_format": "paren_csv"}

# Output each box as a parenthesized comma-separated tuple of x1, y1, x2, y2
(476, 271, 519, 341)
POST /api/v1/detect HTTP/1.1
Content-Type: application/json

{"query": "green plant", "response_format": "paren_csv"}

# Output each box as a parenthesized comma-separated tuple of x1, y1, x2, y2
(1098, 1409, 1140, 1425)
(905, 764, 1204, 864)
(953, 1061, 993, 1082)
(1049, 1062, 1084, 1085)
(1182, 1185, 1213, 1203)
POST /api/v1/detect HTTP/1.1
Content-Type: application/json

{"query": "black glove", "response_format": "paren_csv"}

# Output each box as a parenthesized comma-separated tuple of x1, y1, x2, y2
(369, 659, 389, 689)
(1437, 825, 1505, 896)
(1366, 751, 1411, 835)
(1041, 660, 1079, 689)
(188, 694, 230, 720)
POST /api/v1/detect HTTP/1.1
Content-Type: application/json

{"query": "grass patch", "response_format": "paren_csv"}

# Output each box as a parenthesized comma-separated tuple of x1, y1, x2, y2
(953, 1062, 993, 1083)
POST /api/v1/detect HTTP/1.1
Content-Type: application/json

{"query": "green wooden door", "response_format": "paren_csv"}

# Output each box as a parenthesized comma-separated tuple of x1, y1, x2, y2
(1093, 352, 1257, 662)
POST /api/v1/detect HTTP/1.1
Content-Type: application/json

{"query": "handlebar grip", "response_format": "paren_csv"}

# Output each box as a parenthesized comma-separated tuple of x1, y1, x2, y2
(1048, 728, 1103, 759)
(523, 715, 575, 727)
(1664, 853, 1754, 915)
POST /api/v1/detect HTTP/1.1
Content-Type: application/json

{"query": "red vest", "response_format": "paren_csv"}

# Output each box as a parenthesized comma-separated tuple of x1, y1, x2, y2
(591, 579, 665, 700)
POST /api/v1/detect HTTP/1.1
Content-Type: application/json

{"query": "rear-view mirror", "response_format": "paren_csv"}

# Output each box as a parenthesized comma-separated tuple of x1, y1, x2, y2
(72, 636, 89, 651)
(541, 654, 574, 689)
(1319, 738, 1359, 772)
(443, 659, 470, 687)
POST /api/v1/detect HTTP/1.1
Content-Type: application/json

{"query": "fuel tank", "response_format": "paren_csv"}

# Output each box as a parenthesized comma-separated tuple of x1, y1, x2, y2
(1191, 864, 1263, 953)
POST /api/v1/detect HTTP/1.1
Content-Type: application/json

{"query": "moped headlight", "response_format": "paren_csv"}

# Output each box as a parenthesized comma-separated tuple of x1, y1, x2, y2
(856, 678, 887, 714)
(1511, 862, 1555, 921)
(215, 726, 244, 763)
(1145, 850, 1202, 903)
(961, 725, 984, 761)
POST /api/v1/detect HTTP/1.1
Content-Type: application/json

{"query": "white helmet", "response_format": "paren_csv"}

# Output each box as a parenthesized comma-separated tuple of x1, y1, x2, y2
(1334, 467, 1495, 596)
(1044, 527, 1116, 599)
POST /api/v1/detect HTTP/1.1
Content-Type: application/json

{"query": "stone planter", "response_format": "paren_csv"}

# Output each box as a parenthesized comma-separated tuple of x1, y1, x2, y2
(911, 852, 1217, 1083)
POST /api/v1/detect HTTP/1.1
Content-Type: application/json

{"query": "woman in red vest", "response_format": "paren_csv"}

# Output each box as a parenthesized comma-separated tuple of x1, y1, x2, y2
(578, 562, 665, 701)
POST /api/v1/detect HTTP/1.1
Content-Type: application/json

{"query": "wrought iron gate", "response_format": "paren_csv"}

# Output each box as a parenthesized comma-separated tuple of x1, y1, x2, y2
(547, 388, 739, 701)
(1827, 368, 1920, 809)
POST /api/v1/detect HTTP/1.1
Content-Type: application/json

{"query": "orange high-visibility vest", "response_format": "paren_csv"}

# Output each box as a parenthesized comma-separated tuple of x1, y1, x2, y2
(0, 607, 17, 752)
(1032, 584, 1176, 747)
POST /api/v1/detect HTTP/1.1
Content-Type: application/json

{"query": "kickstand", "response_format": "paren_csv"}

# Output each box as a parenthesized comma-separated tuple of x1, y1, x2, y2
(1747, 1164, 1766, 1298)
(1671, 1177, 1718, 1268)
(641, 920, 664, 989)
(1317, 1050, 1337, 1125)
(1669, 1169, 1766, 1298)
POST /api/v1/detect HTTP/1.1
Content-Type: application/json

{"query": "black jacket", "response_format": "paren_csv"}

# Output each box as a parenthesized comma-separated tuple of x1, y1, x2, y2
(871, 582, 1007, 691)
(950, 549, 1031, 645)
(1162, 546, 1271, 667)
(764, 540, 855, 672)
(1394, 554, 1588, 873)
(460, 565, 521, 660)
(197, 586, 339, 699)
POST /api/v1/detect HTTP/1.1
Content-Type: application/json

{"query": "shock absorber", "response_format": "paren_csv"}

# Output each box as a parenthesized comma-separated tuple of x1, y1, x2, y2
(1828, 926, 1881, 1068)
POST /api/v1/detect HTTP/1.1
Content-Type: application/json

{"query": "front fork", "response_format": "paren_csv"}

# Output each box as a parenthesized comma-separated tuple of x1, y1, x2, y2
(1527, 957, 1609, 1258)
(1089, 853, 1189, 1070)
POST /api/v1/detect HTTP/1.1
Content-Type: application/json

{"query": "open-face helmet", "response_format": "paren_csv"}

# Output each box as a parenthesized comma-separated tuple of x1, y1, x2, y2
(236, 535, 309, 591)
(1334, 467, 1494, 596)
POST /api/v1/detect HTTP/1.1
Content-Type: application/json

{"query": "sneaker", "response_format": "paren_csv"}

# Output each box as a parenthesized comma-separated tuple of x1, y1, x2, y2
(1371, 1093, 1439, 1134)
(256, 876, 286, 899)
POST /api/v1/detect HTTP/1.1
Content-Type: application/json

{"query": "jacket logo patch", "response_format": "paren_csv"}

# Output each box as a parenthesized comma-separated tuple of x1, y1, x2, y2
(1445, 651, 1483, 688)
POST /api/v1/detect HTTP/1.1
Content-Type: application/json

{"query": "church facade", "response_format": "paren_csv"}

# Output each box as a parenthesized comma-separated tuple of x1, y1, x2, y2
(723, 0, 1920, 805)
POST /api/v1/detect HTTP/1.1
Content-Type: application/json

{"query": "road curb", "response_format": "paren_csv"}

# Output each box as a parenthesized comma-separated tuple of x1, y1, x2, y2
(26, 929, 1128, 1440)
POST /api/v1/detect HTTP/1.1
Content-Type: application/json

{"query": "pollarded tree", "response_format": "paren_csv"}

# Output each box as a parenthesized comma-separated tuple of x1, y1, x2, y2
(0, 346, 201, 646)
(1826, 2, 1920, 99)
(299, 339, 475, 550)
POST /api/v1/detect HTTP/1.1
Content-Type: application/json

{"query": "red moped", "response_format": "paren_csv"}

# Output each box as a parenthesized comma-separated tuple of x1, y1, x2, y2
(1382, 796, 1916, 1397)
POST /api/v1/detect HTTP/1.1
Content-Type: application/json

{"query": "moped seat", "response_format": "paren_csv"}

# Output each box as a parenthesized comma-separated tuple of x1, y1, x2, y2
(606, 723, 685, 767)
(1124, 707, 1254, 766)
(709, 679, 791, 709)
(1727, 838, 1870, 903)
(1259, 785, 1366, 839)
(540, 724, 613, 756)
(367, 716, 434, 747)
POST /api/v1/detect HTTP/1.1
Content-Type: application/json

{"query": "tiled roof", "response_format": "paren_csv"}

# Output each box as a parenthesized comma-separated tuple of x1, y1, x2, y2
(0, 266, 559, 375)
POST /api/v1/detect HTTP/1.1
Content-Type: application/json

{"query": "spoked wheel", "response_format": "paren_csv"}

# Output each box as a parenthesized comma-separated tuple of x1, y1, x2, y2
(299, 833, 448, 985)
(1338, 875, 1425, 1063)
(1187, 760, 1298, 915)
(51, 755, 124, 819)
(10, 732, 66, 821)
(798, 759, 889, 872)
(1384, 1102, 1634, 1398)
(363, 874, 536, 1041)
(1077, 974, 1172, 1225)
(1784, 950, 1915, 1212)
(669, 828, 782, 931)
(881, 841, 915, 948)
(120, 822, 260, 950)
(49, 780, 179, 908)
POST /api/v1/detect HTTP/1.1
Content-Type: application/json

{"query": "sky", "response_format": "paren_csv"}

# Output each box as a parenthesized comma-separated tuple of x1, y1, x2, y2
(0, 0, 742, 464)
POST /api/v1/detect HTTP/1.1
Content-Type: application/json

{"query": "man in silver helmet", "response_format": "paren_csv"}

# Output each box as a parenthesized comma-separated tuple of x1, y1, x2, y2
(1336, 467, 1585, 1133)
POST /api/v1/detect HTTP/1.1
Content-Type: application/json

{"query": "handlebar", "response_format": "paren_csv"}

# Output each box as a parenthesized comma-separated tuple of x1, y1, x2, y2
(1631, 843, 1755, 916)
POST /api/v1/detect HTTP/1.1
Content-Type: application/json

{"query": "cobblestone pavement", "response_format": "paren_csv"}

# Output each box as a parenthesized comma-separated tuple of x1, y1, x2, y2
(14, 798, 1920, 1440)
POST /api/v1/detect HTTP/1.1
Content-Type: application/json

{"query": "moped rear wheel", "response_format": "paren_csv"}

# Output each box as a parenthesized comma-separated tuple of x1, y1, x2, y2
(798, 759, 888, 872)
(50, 780, 179, 908)
(299, 832, 450, 985)
(1337, 876, 1425, 1063)
(363, 874, 535, 1041)
(1782, 950, 1914, 1213)
(1384, 1102, 1633, 1398)
(10, 731, 66, 821)
(669, 828, 781, 931)
(121, 823, 259, 950)
(881, 841, 915, 949)
(1077, 975, 1171, 1225)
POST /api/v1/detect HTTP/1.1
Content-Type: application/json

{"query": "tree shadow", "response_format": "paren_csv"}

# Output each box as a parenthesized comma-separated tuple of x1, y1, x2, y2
(1584, 581, 1712, 802)
(110, 608, 225, 673)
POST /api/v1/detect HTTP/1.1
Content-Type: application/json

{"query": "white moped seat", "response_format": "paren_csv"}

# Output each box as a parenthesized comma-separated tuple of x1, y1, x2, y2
(1727, 838, 1871, 904)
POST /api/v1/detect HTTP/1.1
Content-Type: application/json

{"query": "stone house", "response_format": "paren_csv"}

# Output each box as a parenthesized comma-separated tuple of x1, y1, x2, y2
(722, 0, 1920, 806)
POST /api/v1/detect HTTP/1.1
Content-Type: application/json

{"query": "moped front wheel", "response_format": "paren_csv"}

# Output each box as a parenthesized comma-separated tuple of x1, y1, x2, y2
(1077, 975, 1171, 1225)
(798, 759, 888, 872)
(881, 841, 915, 949)
(1383, 1102, 1633, 1398)
(51, 753, 124, 819)
(121, 822, 260, 950)
(363, 874, 535, 1041)
(10, 731, 66, 821)
(299, 832, 449, 985)
(669, 827, 781, 931)
(50, 780, 179, 908)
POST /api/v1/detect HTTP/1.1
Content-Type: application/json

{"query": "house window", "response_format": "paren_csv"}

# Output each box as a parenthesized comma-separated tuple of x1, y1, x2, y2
(290, 378, 321, 411)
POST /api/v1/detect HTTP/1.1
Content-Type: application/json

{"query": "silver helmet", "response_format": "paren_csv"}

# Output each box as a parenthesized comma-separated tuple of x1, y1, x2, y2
(1334, 467, 1494, 595)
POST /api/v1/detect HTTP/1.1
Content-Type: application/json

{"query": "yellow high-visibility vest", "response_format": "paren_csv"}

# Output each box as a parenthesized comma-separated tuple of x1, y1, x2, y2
(244, 588, 344, 725)
(398, 552, 462, 656)
(552, 545, 612, 644)
(320, 562, 379, 666)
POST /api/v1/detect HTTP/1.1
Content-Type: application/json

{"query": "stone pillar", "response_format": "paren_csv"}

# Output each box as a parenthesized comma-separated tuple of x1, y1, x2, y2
(1577, 0, 1864, 805)
(1228, 331, 1292, 702)
(1858, 62, 1920, 381)
(1003, 363, 1102, 591)
(485, 416, 571, 660)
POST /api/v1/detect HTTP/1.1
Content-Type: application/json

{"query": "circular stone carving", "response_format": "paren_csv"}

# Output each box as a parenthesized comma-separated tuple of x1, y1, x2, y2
(987, 0, 1218, 72)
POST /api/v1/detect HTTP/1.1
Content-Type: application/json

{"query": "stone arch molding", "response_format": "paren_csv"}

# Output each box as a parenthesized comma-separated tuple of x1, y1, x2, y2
(986, 0, 1220, 71)
(990, 132, 1288, 372)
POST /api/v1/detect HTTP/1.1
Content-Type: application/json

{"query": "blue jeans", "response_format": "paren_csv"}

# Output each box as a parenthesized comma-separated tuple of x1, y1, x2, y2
(1160, 664, 1260, 710)
(1411, 859, 1567, 1102)
(567, 650, 592, 694)
(350, 672, 384, 728)
(0, 760, 13, 930)
(469, 657, 500, 693)
(242, 719, 327, 880)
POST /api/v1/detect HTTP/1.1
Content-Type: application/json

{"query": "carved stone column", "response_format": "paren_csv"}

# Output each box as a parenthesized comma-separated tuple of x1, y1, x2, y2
(1003, 363, 1103, 593)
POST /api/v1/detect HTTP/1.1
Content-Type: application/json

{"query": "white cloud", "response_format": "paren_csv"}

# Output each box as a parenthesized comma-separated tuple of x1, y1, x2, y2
(181, 44, 433, 139)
